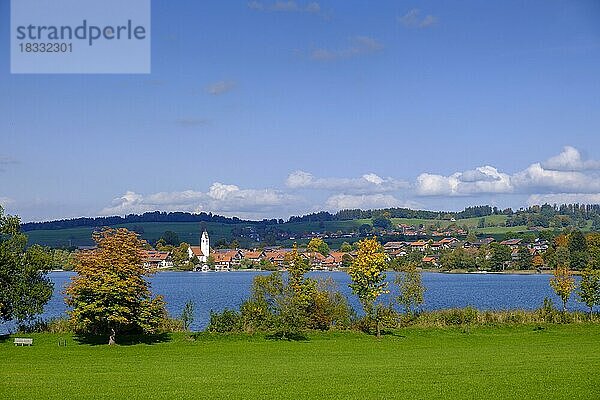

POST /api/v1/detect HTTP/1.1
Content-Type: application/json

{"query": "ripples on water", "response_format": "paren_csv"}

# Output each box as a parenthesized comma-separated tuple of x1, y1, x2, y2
(2, 271, 582, 333)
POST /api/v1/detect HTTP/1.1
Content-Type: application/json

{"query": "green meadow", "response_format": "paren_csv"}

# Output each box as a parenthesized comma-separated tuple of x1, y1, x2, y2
(2, 324, 599, 399)
(24, 216, 519, 248)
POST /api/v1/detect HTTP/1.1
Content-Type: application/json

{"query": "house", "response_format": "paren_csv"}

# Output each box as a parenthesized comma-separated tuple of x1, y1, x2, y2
(321, 251, 349, 270)
(242, 250, 265, 264)
(500, 238, 523, 249)
(383, 241, 406, 252)
(141, 250, 173, 269)
(464, 237, 495, 248)
(264, 249, 290, 267)
(422, 256, 439, 267)
(409, 240, 428, 252)
(211, 249, 243, 270)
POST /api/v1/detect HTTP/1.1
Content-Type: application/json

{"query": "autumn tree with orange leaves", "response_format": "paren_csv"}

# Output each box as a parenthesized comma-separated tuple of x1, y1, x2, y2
(66, 228, 166, 344)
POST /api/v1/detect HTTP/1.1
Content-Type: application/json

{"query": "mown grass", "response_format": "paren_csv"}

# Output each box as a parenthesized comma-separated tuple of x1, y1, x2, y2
(2, 324, 599, 399)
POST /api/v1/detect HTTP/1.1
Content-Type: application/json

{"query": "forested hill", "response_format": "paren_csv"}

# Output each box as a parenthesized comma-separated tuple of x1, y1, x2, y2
(21, 204, 600, 232)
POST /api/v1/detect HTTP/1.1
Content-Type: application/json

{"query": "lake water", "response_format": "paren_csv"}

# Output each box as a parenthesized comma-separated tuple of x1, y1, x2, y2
(2, 271, 584, 333)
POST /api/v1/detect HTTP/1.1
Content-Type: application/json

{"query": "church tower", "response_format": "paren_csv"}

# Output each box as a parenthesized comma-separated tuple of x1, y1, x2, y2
(200, 230, 210, 263)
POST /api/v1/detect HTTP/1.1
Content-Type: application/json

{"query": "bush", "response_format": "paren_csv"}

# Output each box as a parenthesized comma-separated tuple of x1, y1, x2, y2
(208, 309, 241, 333)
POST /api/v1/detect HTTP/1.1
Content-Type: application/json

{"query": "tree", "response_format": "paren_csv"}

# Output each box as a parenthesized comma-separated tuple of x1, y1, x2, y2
(586, 233, 600, 269)
(306, 237, 330, 256)
(66, 228, 166, 343)
(0, 207, 53, 325)
(489, 243, 512, 271)
(348, 237, 388, 337)
(339, 242, 353, 252)
(206, 255, 216, 270)
(372, 216, 392, 230)
(284, 244, 311, 290)
(395, 263, 425, 317)
(159, 230, 181, 246)
(180, 300, 195, 331)
(466, 231, 477, 243)
(172, 242, 191, 269)
(577, 268, 600, 316)
(517, 247, 533, 270)
(568, 230, 588, 270)
(550, 265, 575, 312)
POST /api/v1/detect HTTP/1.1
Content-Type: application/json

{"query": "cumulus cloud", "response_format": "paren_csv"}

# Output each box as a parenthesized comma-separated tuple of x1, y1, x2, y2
(527, 193, 600, 206)
(310, 36, 383, 61)
(286, 170, 408, 193)
(416, 166, 512, 196)
(397, 9, 438, 29)
(512, 163, 600, 193)
(325, 194, 404, 211)
(541, 146, 600, 171)
(206, 80, 236, 96)
(249, 1, 321, 14)
(100, 184, 296, 219)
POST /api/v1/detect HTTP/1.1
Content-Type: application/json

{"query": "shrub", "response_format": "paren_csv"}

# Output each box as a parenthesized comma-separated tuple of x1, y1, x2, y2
(208, 309, 241, 333)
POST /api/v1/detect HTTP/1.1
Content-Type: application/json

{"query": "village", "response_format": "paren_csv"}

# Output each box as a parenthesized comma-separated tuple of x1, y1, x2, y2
(141, 227, 551, 273)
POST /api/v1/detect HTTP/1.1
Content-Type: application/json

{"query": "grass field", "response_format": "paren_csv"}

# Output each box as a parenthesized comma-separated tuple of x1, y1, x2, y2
(2, 324, 599, 399)
(24, 216, 516, 248)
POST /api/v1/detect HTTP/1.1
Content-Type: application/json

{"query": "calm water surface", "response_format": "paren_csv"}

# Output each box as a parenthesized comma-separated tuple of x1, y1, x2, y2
(18, 270, 580, 332)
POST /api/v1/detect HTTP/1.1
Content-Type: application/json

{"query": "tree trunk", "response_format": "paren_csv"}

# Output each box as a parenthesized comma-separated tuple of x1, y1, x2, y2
(376, 319, 381, 339)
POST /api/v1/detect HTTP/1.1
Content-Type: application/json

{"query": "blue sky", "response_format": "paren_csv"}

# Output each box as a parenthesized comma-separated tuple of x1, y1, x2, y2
(1, 0, 600, 222)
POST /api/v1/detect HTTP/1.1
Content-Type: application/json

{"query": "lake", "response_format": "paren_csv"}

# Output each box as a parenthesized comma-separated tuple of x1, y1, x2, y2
(6, 270, 580, 333)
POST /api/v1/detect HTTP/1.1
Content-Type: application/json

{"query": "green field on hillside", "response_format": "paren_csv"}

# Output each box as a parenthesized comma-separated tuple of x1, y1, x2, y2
(2, 324, 599, 399)
(24, 216, 515, 248)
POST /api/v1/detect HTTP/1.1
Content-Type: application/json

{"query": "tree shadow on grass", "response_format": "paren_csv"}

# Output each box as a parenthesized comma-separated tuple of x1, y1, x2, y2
(265, 331, 309, 341)
(0, 334, 10, 343)
(73, 332, 172, 346)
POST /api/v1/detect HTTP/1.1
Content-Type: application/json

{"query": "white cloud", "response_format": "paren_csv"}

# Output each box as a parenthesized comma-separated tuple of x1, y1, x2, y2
(310, 36, 383, 61)
(101, 184, 296, 219)
(541, 146, 600, 171)
(325, 194, 404, 211)
(398, 9, 438, 29)
(416, 166, 512, 196)
(527, 193, 600, 206)
(286, 170, 408, 193)
(0, 197, 14, 207)
(206, 80, 236, 96)
(512, 163, 600, 193)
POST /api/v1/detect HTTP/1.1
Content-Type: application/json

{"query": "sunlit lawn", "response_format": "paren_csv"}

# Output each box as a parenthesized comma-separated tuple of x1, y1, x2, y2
(2, 324, 599, 399)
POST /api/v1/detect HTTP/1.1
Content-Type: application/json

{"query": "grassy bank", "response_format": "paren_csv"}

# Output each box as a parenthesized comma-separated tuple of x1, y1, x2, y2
(2, 324, 599, 399)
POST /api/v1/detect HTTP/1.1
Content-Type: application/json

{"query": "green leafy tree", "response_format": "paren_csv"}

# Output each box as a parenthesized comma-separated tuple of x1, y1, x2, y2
(395, 263, 425, 317)
(489, 243, 512, 271)
(348, 237, 388, 338)
(172, 242, 191, 270)
(306, 237, 330, 256)
(0, 207, 53, 325)
(159, 230, 181, 246)
(517, 247, 533, 270)
(568, 230, 588, 270)
(372, 216, 392, 230)
(339, 242, 353, 252)
(577, 268, 600, 316)
(550, 264, 575, 312)
(180, 300, 195, 331)
(66, 228, 166, 343)
(586, 233, 600, 269)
